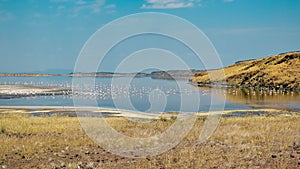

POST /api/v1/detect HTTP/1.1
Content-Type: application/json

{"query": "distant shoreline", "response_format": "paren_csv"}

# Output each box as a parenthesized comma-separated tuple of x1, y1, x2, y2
(0, 73, 64, 77)
(189, 81, 300, 91)
(0, 73, 148, 77)
(0, 70, 199, 80)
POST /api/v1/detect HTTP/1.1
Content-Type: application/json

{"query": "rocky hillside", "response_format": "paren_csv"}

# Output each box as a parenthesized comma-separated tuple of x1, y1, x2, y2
(190, 51, 300, 90)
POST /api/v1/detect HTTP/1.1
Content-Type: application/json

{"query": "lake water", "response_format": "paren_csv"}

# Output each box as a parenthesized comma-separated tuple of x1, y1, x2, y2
(0, 76, 299, 112)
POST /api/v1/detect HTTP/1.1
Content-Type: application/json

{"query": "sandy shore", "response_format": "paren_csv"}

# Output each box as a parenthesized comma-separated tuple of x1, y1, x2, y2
(0, 106, 299, 119)
(0, 106, 162, 119)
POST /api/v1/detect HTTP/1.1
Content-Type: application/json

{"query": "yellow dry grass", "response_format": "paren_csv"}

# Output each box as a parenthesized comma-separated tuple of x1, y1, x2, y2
(0, 113, 299, 168)
(191, 51, 300, 89)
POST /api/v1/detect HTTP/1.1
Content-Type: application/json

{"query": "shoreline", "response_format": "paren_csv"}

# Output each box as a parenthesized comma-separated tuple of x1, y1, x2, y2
(0, 106, 299, 119)
(189, 81, 300, 92)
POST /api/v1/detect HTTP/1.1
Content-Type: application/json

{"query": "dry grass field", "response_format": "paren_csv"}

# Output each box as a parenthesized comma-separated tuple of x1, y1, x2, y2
(0, 111, 299, 169)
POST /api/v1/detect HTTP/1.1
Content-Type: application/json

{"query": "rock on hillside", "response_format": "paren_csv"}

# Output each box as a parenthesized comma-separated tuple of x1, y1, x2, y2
(190, 51, 300, 90)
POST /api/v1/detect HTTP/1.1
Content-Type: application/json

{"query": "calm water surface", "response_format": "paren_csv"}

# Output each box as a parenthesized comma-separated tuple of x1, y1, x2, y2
(0, 76, 299, 112)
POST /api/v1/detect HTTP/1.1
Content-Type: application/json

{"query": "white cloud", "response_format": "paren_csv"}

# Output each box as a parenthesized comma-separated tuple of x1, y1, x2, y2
(57, 5, 65, 10)
(50, 0, 69, 2)
(216, 27, 277, 35)
(105, 4, 116, 9)
(0, 10, 13, 22)
(76, 0, 87, 5)
(223, 0, 234, 3)
(104, 4, 116, 14)
(32, 13, 43, 18)
(74, 0, 105, 14)
(141, 0, 198, 9)
(50, 0, 106, 16)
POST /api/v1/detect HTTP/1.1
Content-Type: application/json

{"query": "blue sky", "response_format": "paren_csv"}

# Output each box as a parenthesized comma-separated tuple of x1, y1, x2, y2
(0, 0, 299, 73)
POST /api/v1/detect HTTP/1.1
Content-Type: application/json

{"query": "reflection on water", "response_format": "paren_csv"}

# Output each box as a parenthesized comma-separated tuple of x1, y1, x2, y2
(198, 87, 300, 111)
(0, 76, 299, 112)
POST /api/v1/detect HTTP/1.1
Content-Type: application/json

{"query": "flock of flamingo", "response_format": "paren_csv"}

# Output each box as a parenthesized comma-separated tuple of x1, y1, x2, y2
(0, 79, 298, 101)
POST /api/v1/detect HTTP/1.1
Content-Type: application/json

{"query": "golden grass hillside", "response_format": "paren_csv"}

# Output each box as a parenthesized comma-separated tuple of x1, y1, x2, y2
(190, 51, 300, 90)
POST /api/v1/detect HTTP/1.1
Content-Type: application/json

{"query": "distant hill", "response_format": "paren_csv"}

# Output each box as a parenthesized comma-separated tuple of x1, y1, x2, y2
(0, 70, 200, 79)
(190, 51, 300, 90)
(151, 70, 202, 80)
(32, 69, 72, 74)
(69, 72, 149, 77)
